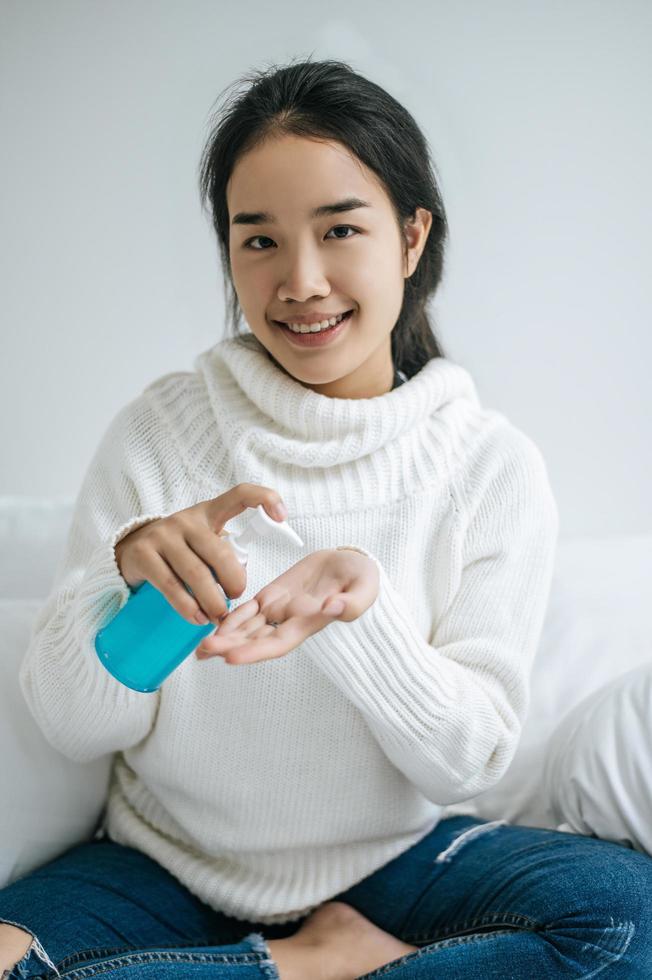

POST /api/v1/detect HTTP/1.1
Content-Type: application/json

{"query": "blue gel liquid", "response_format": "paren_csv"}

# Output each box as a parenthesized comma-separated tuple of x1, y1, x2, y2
(95, 573, 231, 693)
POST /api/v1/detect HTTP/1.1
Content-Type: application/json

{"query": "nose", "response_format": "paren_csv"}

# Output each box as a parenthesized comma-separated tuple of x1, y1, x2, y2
(277, 246, 330, 303)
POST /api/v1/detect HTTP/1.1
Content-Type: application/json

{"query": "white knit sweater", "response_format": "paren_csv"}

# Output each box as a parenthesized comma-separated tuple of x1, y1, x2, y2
(19, 332, 559, 925)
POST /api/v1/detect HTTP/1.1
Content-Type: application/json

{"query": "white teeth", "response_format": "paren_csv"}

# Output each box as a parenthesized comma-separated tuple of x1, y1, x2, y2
(283, 311, 348, 333)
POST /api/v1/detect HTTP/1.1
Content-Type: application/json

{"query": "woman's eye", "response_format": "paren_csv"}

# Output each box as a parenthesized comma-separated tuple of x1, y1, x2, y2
(243, 225, 359, 250)
(244, 235, 274, 251)
(327, 225, 358, 241)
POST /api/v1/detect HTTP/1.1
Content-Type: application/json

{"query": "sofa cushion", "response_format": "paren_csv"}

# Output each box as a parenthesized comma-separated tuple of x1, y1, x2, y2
(0, 598, 112, 887)
(544, 662, 652, 854)
(442, 533, 652, 828)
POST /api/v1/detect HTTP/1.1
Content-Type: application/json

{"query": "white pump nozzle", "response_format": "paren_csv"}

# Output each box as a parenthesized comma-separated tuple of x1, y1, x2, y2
(227, 504, 304, 565)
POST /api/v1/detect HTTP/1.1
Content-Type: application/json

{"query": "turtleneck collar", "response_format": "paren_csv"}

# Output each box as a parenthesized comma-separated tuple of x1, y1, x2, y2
(193, 332, 481, 473)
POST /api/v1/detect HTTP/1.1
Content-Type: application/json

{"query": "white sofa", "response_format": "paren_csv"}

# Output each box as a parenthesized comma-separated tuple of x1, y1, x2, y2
(1, 496, 651, 889)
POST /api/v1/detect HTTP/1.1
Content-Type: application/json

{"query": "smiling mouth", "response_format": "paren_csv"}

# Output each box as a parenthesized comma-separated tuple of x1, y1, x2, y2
(273, 309, 354, 332)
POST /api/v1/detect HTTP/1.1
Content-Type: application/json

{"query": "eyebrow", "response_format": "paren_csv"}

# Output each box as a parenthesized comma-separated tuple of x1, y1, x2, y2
(231, 196, 373, 226)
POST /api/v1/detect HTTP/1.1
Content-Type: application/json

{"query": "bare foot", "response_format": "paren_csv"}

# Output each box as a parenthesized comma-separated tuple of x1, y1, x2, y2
(268, 900, 418, 980)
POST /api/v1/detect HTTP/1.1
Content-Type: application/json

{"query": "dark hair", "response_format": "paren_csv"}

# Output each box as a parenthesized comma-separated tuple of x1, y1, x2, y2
(198, 55, 449, 379)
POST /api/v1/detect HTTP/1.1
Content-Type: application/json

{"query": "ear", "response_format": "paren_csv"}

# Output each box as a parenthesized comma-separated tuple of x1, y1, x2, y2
(403, 207, 433, 278)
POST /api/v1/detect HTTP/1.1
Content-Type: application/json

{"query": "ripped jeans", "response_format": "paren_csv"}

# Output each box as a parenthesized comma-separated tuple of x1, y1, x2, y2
(1, 815, 651, 978)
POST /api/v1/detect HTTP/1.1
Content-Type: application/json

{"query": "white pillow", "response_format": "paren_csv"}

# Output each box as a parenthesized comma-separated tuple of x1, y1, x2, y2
(442, 533, 652, 828)
(543, 662, 652, 855)
(0, 496, 74, 599)
(0, 598, 112, 887)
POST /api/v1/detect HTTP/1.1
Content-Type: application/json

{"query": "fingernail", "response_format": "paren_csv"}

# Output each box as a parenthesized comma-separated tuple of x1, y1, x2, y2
(194, 612, 209, 625)
(273, 502, 288, 521)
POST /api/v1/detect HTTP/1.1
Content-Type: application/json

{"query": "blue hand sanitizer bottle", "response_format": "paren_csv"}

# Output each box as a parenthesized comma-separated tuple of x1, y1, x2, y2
(95, 505, 304, 692)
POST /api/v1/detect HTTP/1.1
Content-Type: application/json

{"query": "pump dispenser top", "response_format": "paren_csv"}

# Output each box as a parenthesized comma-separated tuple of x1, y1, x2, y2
(226, 505, 304, 565)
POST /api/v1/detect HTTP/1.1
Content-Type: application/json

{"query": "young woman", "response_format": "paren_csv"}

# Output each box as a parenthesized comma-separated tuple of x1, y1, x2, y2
(2, 57, 651, 980)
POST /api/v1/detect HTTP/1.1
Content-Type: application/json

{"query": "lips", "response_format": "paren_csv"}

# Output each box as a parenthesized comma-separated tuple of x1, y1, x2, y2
(275, 309, 354, 347)
(273, 309, 354, 328)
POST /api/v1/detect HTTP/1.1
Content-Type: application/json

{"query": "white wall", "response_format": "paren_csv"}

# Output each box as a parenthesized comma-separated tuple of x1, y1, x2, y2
(1, 0, 650, 537)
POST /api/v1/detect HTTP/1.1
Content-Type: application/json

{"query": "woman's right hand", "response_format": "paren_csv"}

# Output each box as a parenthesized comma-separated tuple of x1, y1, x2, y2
(113, 484, 289, 627)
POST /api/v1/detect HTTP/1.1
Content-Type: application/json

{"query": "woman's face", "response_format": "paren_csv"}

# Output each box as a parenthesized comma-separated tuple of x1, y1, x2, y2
(227, 134, 432, 399)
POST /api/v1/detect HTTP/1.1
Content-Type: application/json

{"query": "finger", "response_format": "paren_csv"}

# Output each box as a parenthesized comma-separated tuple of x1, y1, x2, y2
(322, 594, 346, 617)
(223, 638, 286, 665)
(196, 637, 245, 660)
(224, 605, 332, 665)
(198, 621, 267, 656)
(223, 619, 302, 664)
(185, 527, 248, 610)
(221, 613, 269, 642)
(215, 598, 261, 635)
(145, 551, 213, 626)
(253, 624, 281, 640)
(160, 535, 231, 624)
(196, 607, 268, 657)
(205, 484, 288, 533)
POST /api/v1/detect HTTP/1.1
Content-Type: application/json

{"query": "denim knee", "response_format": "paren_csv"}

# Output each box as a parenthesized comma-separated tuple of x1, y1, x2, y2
(547, 838, 652, 973)
(584, 841, 652, 926)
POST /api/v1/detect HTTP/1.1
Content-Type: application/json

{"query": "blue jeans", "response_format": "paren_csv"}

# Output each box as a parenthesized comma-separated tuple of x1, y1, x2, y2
(1, 816, 651, 978)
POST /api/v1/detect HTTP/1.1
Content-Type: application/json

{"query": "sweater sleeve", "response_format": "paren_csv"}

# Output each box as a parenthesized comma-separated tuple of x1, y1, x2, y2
(18, 396, 179, 764)
(302, 425, 559, 806)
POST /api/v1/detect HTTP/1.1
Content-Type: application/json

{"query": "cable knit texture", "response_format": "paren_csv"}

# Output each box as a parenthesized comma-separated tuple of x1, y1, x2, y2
(19, 331, 559, 924)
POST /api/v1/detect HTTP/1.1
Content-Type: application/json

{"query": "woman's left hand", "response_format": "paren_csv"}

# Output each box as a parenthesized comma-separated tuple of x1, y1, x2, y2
(194, 548, 379, 666)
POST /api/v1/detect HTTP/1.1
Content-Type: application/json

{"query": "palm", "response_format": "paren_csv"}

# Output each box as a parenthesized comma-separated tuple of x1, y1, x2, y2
(195, 548, 379, 666)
